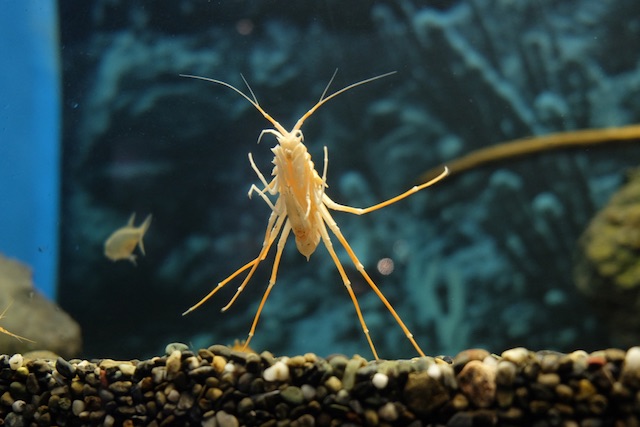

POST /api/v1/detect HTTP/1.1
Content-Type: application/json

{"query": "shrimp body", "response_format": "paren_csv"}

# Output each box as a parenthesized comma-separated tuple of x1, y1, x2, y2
(272, 134, 324, 258)
(180, 71, 449, 359)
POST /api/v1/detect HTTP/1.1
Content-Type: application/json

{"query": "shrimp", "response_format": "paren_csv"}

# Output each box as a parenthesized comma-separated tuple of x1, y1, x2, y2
(180, 70, 448, 359)
(0, 301, 35, 343)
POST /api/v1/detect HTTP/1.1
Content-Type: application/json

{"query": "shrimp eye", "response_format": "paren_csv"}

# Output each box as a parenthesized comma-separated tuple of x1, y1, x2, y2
(294, 130, 303, 141)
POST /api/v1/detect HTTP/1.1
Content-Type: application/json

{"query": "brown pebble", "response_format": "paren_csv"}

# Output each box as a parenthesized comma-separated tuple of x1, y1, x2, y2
(495, 361, 517, 386)
(212, 356, 227, 373)
(198, 349, 215, 361)
(495, 388, 513, 408)
(288, 355, 306, 367)
(537, 372, 560, 387)
(205, 387, 222, 401)
(555, 383, 573, 401)
(576, 379, 597, 400)
(364, 408, 378, 425)
(457, 360, 496, 408)
(166, 350, 182, 379)
(324, 376, 342, 393)
(588, 394, 608, 414)
(451, 393, 469, 410)
(108, 381, 132, 395)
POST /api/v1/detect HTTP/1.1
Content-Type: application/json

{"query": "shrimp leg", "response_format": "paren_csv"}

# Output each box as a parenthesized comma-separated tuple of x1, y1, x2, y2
(0, 302, 35, 343)
(221, 213, 287, 311)
(320, 204, 426, 358)
(323, 167, 449, 215)
(315, 211, 380, 359)
(242, 220, 292, 350)
(183, 209, 284, 315)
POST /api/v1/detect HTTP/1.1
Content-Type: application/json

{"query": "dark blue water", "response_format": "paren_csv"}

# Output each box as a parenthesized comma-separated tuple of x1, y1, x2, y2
(35, 0, 640, 359)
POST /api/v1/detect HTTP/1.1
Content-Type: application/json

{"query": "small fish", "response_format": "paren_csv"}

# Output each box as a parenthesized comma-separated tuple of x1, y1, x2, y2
(104, 213, 152, 265)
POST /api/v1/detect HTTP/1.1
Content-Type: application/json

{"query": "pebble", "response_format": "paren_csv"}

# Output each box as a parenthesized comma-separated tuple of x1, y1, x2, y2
(457, 360, 496, 408)
(281, 386, 304, 405)
(11, 399, 26, 413)
(263, 360, 289, 382)
(324, 375, 342, 393)
(8, 354, 23, 371)
(216, 410, 239, 427)
(166, 350, 182, 379)
(622, 346, 640, 387)
(403, 370, 449, 416)
(71, 399, 85, 416)
(378, 402, 398, 421)
(165, 343, 189, 354)
(342, 356, 365, 390)
(495, 360, 517, 386)
(501, 347, 530, 364)
(537, 372, 560, 387)
(301, 383, 316, 400)
(118, 363, 136, 377)
(372, 372, 389, 389)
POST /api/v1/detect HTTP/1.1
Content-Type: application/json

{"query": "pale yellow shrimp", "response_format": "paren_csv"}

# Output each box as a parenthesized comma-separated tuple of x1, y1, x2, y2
(0, 301, 35, 343)
(180, 71, 448, 359)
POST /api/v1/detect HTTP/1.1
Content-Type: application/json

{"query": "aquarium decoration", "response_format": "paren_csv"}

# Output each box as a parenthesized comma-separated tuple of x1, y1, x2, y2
(419, 124, 640, 181)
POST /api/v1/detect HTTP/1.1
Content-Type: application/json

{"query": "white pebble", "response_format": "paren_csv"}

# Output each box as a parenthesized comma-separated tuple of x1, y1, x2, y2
(11, 400, 26, 413)
(427, 363, 441, 379)
(263, 361, 289, 382)
(372, 372, 389, 389)
(622, 346, 640, 383)
(625, 347, 640, 371)
(9, 354, 23, 370)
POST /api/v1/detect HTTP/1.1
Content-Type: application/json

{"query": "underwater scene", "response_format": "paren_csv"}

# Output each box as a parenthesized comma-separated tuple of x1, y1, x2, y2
(2, 1, 640, 425)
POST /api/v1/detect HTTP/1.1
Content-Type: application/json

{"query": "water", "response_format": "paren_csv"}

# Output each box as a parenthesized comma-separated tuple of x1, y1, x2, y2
(5, 0, 640, 360)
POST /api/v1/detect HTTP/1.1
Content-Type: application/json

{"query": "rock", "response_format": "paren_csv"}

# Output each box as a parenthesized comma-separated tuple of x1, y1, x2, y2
(574, 170, 640, 347)
(0, 254, 81, 358)
(403, 370, 449, 416)
(457, 360, 497, 408)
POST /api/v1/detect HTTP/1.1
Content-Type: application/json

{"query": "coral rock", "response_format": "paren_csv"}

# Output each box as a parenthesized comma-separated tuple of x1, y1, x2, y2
(575, 170, 640, 346)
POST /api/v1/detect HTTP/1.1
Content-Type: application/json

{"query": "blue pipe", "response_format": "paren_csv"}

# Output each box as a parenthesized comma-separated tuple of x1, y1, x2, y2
(0, 1, 60, 300)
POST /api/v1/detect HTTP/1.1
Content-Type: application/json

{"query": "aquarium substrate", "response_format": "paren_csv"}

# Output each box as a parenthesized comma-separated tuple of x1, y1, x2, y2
(1, 345, 639, 426)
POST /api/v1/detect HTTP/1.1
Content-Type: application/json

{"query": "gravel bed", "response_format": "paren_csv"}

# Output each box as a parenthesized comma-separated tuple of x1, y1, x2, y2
(0, 345, 639, 426)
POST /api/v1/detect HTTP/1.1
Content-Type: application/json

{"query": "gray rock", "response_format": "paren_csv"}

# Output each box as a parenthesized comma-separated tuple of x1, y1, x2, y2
(0, 254, 81, 358)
